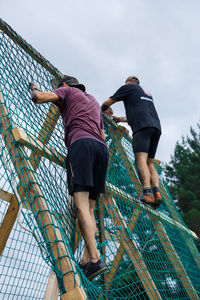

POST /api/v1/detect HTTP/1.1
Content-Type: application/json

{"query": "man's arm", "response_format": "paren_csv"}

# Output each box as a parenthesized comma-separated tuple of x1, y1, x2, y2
(30, 83, 60, 104)
(100, 129, 106, 141)
(112, 116, 127, 123)
(101, 98, 116, 112)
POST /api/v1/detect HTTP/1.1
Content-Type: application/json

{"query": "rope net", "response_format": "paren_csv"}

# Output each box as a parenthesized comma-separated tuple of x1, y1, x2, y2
(0, 18, 199, 299)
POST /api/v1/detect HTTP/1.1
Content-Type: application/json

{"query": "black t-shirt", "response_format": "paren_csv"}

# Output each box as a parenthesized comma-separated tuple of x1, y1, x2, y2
(110, 84, 161, 133)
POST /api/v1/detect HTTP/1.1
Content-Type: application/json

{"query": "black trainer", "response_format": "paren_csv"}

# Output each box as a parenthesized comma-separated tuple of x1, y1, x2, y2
(84, 259, 107, 280)
(78, 262, 88, 271)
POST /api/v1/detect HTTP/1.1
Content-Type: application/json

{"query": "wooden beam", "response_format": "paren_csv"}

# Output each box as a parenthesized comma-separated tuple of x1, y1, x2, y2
(158, 180, 200, 269)
(0, 194, 19, 255)
(29, 104, 61, 170)
(61, 287, 87, 300)
(0, 98, 61, 256)
(150, 215, 199, 300)
(0, 189, 14, 203)
(104, 196, 161, 300)
(96, 196, 106, 281)
(12, 127, 64, 168)
(0, 106, 61, 256)
(106, 182, 197, 239)
(108, 127, 199, 274)
(1, 181, 196, 241)
(105, 207, 142, 290)
(44, 270, 59, 300)
(108, 126, 142, 196)
(0, 94, 86, 299)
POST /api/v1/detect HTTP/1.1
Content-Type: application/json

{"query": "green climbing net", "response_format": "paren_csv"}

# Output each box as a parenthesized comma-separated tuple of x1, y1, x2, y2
(0, 18, 199, 299)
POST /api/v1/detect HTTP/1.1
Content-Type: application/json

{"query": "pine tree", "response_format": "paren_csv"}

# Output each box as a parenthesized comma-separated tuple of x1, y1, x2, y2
(164, 123, 200, 240)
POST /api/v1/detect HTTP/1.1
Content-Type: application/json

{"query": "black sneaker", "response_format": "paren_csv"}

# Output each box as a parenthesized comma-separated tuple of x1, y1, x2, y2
(84, 259, 107, 280)
(78, 262, 88, 271)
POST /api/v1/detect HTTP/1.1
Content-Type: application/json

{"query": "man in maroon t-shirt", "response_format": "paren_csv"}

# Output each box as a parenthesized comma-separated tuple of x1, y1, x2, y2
(30, 76, 108, 280)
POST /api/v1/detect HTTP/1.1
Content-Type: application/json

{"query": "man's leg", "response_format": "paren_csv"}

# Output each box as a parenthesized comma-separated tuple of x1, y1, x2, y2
(134, 152, 154, 204)
(147, 158, 159, 187)
(135, 152, 150, 188)
(147, 158, 162, 208)
(79, 199, 97, 266)
(147, 128, 162, 208)
(74, 192, 99, 263)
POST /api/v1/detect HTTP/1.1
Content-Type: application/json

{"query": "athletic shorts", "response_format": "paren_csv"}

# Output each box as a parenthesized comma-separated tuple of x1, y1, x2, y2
(66, 138, 109, 200)
(132, 127, 161, 158)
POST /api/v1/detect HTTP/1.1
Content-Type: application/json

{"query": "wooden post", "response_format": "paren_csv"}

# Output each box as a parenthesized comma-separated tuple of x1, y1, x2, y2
(109, 125, 200, 272)
(44, 270, 59, 300)
(0, 98, 61, 256)
(0, 94, 86, 299)
(0, 194, 19, 255)
(12, 127, 64, 167)
(158, 179, 200, 270)
(104, 196, 162, 300)
(150, 215, 199, 300)
(108, 127, 143, 196)
(105, 207, 142, 290)
(96, 195, 106, 281)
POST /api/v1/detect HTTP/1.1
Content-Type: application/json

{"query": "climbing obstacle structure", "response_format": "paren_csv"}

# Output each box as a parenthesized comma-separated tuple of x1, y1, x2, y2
(0, 18, 200, 299)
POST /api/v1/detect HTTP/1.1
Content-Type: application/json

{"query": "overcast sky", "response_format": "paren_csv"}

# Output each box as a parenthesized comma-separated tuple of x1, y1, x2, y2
(1, 0, 200, 163)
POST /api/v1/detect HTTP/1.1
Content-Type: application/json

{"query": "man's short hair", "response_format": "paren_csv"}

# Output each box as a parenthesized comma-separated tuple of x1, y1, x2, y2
(58, 75, 86, 91)
(125, 76, 140, 84)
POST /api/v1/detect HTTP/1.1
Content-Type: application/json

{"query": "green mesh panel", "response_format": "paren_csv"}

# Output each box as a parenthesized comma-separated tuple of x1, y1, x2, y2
(0, 18, 199, 299)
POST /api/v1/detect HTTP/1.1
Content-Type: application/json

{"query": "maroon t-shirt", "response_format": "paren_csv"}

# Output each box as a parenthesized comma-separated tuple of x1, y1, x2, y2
(54, 86, 106, 147)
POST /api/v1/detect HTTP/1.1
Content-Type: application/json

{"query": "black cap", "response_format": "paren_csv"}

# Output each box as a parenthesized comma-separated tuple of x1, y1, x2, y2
(58, 75, 86, 92)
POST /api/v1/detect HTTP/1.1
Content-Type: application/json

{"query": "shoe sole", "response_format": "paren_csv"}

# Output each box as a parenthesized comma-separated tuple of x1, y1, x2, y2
(152, 197, 162, 209)
(87, 266, 107, 281)
(141, 198, 155, 205)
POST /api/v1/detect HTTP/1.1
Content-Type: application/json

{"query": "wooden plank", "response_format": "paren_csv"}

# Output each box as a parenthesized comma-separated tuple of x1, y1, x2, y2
(109, 128, 200, 271)
(0, 106, 61, 256)
(96, 195, 106, 281)
(105, 207, 142, 289)
(159, 180, 200, 269)
(44, 270, 59, 300)
(1, 182, 197, 241)
(0, 189, 14, 203)
(0, 95, 86, 299)
(97, 196, 106, 260)
(0, 194, 19, 255)
(12, 127, 64, 168)
(61, 287, 86, 300)
(150, 215, 199, 300)
(106, 182, 196, 239)
(0, 99, 61, 255)
(108, 127, 142, 196)
(104, 196, 161, 300)
(29, 104, 61, 170)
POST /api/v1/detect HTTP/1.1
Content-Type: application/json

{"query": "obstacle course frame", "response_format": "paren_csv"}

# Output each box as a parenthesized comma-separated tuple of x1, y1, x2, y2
(0, 18, 200, 299)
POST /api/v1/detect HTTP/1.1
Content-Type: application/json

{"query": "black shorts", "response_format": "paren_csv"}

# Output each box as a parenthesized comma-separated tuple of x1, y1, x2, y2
(132, 127, 161, 158)
(66, 138, 109, 200)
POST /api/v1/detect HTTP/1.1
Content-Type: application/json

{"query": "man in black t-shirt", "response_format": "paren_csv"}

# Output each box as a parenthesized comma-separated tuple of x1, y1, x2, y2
(101, 76, 162, 209)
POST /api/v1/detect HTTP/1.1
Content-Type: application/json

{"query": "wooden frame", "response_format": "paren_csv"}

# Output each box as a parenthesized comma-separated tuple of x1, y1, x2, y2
(105, 124, 199, 298)
(150, 215, 199, 299)
(0, 94, 86, 300)
(0, 18, 199, 298)
(1, 104, 198, 298)
(104, 196, 162, 300)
